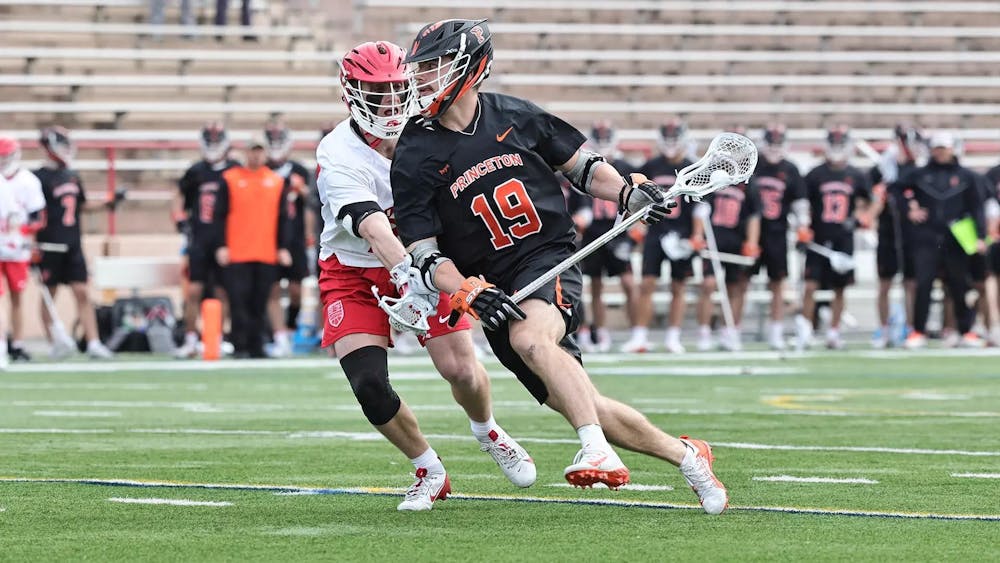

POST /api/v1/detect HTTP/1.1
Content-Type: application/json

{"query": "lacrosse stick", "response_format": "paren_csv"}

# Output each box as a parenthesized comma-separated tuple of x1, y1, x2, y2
(513, 132, 759, 304)
(372, 285, 436, 336)
(33, 268, 78, 354)
(805, 242, 855, 274)
(699, 249, 757, 267)
(698, 209, 737, 335)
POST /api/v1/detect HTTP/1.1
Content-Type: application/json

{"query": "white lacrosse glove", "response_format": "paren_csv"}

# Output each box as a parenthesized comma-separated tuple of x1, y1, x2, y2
(374, 256, 439, 336)
(619, 173, 671, 224)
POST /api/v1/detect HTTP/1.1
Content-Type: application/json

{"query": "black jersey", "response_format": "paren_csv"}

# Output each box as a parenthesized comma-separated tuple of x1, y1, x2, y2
(392, 92, 584, 283)
(33, 166, 87, 244)
(750, 159, 805, 231)
(708, 183, 761, 249)
(896, 159, 986, 242)
(639, 155, 695, 238)
(570, 159, 636, 237)
(869, 160, 919, 238)
(179, 159, 239, 240)
(804, 162, 872, 243)
(986, 164, 1000, 201)
(268, 159, 311, 246)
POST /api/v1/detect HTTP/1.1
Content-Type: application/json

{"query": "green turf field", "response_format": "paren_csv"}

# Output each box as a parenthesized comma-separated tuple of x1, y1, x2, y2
(1, 350, 998, 561)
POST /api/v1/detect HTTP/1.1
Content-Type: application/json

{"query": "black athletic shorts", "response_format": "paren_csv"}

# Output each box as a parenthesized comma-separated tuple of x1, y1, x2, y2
(804, 238, 854, 289)
(702, 238, 751, 283)
(486, 245, 584, 405)
(279, 243, 310, 282)
(39, 241, 88, 285)
(187, 239, 222, 285)
(969, 252, 987, 283)
(754, 228, 788, 281)
(876, 231, 900, 279)
(641, 229, 694, 281)
(989, 242, 1000, 276)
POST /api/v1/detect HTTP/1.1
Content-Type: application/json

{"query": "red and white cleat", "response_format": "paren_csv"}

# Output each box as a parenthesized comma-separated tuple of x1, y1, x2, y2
(397, 468, 451, 512)
(481, 429, 536, 488)
(564, 447, 630, 490)
(678, 436, 728, 515)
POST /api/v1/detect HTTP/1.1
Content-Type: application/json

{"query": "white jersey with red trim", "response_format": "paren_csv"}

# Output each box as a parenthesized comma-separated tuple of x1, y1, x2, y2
(316, 119, 394, 268)
(0, 168, 47, 262)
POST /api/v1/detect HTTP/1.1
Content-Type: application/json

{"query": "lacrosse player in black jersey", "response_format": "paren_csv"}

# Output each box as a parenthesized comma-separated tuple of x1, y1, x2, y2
(173, 121, 240, 358)
(567, 120, 638, 353)
(800, 126, 872, 350)
(390, 19, 727, 513)
(624, 119, 696, 354)
(750, 124, 809, 350)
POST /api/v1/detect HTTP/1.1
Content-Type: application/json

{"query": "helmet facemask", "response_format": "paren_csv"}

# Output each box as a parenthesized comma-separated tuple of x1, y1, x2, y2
(409, 37, 491, 120)
(40, 128, 75, 168)
(0, 139, 20, 178)
(264, 124, 294, 162)
(199, 125, 230, 163)
(343, 77, 413, 140)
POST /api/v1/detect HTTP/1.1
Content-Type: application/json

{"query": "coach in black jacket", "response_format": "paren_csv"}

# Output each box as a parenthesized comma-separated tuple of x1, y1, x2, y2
(896, 132, 986, 348)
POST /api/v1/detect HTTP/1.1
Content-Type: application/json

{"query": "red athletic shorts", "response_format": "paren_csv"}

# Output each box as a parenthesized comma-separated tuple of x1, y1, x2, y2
(318, 254, 471, 348)
(0, 261, 30, 295)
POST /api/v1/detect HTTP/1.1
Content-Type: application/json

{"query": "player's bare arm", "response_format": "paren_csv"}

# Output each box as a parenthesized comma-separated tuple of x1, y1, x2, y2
(558, 150, 669, 223)
(357, 213, 407, 270)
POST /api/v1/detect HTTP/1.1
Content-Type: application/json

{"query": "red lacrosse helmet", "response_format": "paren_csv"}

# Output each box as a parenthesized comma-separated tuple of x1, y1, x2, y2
(0, 136, 21, 178)
(340, 41, 412, 140)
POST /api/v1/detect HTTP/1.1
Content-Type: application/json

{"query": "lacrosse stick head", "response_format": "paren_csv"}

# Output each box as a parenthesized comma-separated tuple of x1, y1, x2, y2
(660, 231, 693, 261)
(668, 133, 758, 202)
(372, 285, 434, 336)
(829, 251, 856, 274)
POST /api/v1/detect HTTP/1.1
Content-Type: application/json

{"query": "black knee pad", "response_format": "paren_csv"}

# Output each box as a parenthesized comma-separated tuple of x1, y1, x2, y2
(339, 345, 400, 426)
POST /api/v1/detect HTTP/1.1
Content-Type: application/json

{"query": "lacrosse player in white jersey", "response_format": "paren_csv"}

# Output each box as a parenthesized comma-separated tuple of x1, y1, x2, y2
(0, 137, 48, 362)
(315, 41, 535, 512)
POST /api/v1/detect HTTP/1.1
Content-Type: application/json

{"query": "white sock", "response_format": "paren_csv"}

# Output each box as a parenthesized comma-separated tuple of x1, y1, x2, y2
(699, 325, 711, 338)
(769, 322, 783, 338)
(470, 415, 497, 441)
(596, 327, 611, 342)
(274, 331, 290, 345)
(410, 447, 444, 473)
(10, 340, 24, 350)
(185, 331, 199, 345)
(666, 326, 681, 343)
(577, 423, 609, 450)
(827, 327, 840, 340)
(87, 339, 103, 350)
(630, 326, 648, 341)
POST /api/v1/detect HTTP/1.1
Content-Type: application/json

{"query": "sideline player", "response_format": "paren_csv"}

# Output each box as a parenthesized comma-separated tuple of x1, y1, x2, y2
(568, 120, 637, 352)
(393, 19, 727, 514)
(0, 137, 47, 361)
(750, 124, 808, 350)
(33, 127, 114, 360)
(317, 41, 535, 511)
(623, 119, 696, 353)
(173, 122, 239, 358)
(264, 119, 312, 357)
(800, 126, 872, 349)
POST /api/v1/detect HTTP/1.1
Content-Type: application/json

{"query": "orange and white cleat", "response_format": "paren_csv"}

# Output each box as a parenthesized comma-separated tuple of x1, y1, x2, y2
(678, 436, 728, 515)
(397, 468, 451, 512)
(564, 447, 630, 490)
(904, 331, 928, 350)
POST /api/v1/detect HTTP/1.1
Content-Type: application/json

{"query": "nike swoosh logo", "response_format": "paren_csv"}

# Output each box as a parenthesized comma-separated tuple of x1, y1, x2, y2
(439, 315, 451, 324)
(587, 455, 608, 468)
(496, 126, 513, 142)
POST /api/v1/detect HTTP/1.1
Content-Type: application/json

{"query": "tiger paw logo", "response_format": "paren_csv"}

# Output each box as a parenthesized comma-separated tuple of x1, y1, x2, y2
(470, 25, 485, 44)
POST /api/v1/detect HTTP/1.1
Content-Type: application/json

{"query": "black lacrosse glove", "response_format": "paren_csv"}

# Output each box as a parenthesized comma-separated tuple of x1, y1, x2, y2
(105, 187, 127, 211)
(618, 173, 671, 224)
(448, 276, 527, 331)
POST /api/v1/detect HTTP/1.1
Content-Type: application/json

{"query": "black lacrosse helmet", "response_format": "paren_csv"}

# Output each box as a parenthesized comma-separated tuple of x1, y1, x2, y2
(39, 126, 75, 168)
(199, 121, 230, 163)
(404, 19, 493, 120)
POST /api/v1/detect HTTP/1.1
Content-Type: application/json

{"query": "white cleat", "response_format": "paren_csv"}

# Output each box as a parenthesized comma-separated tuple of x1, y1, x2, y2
(480, 429, 536, 488)
(696, 333, 714, 352)
(720, 328, 742, 352)
(664, 337, 686, 354)
(960, 332, 986, 348)
(595, 329, 613, 353)
(903, 332, 928, 350)
(87, 341, 114, 360)
(768, 323, 786, 351)
(619, 336, 652, 354)
(173, 339, 199, 359)
(564, 446, 630, 490)
(397, 468, 451, 512)
(678, 436, 728, 515)
(577, 329, 596, 354)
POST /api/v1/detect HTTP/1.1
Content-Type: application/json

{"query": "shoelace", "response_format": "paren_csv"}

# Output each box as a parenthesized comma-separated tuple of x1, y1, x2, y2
(682, 449, 717, 496)
(403, 468, 436, 501)
(481, 439, 525, 470)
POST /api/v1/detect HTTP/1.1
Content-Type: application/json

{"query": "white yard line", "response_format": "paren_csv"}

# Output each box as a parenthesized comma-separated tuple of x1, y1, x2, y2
(0, 428, 113, 434)
(715, 442, 1000, 456)
(3, 478, 995, 521)
(108, 497, 232, 507)
(9, 400, 284, 412)
(33, 411, 122, 418)
(951, 473, 1000, 479)
(753, 475, 879, 484)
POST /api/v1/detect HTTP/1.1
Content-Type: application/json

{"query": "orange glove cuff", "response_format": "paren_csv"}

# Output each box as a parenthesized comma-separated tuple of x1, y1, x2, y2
(797, 227, 814, 243)
(449, 276, 494, 320)
(690, 236, 707, 252)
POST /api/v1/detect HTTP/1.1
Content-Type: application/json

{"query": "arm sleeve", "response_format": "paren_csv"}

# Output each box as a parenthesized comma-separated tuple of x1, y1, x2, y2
(277, 180, 294, 250)
(854, 170, 873, 203)
(531, 105, 587, 168)
(390, 145, 442, 247)
(746, 187, 762, 218)
(968, 173, 988, 238)
(211, 177, 230, 249)
(76, 174, 87, 204)
(178, 166, 195, 211)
